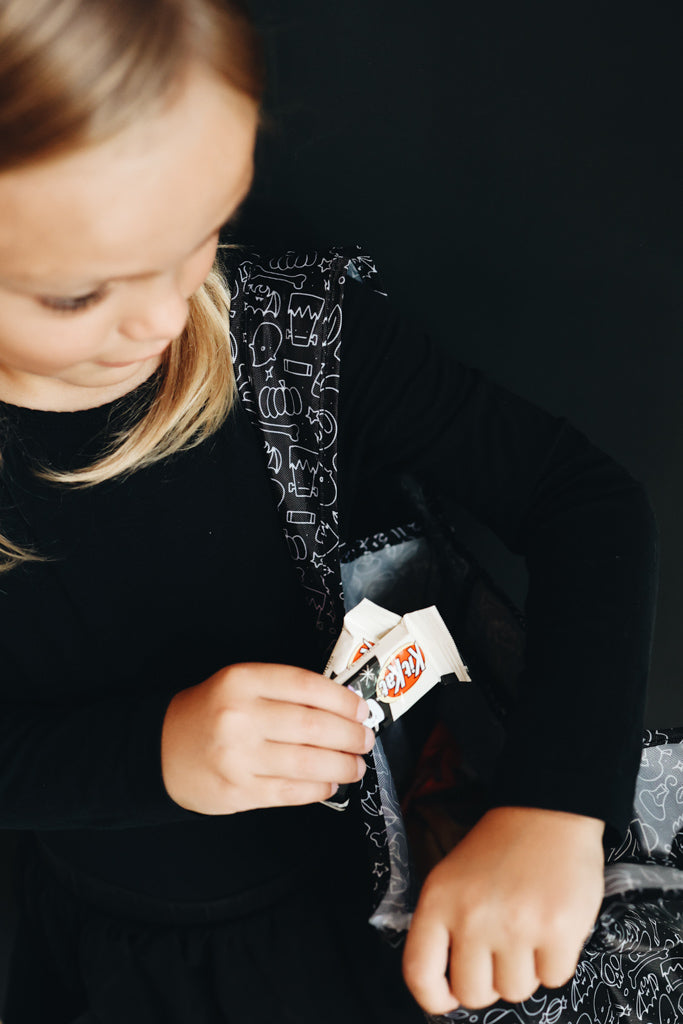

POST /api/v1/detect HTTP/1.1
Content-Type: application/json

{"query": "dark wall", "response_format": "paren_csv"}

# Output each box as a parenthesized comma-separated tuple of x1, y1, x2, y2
(241, 2, 683, 726)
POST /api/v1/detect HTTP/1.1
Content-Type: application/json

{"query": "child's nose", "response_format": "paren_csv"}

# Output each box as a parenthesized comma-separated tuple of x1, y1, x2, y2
(118, 282, 189, 344)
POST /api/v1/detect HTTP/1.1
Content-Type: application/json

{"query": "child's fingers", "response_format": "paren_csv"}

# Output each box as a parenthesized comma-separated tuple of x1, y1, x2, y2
(254, 777, 342, 809)
(236, 663, 368, 721)
(258, 699, 374, 755)
(491, 948, 539, 1006)
(448, 943, 496, 1010)
(256, 741, 367, 786)
(403, 916, 459, 1016)
(534, 943, 581, 991)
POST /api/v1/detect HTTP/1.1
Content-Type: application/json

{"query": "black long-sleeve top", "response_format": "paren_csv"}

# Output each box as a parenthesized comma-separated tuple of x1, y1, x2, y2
(0, 276, 657, 901)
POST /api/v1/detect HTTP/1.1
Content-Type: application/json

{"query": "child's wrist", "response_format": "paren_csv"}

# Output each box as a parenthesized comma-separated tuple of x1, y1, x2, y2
(483, 804, 606, 840)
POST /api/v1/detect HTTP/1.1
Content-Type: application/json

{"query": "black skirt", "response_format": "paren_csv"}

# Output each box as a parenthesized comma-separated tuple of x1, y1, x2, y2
(3, 835, 425, 1024)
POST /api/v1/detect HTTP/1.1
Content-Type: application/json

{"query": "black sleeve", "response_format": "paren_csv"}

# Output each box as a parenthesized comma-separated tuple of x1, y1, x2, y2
(337, 277, 658, 840)
(0, 648, 190, 830)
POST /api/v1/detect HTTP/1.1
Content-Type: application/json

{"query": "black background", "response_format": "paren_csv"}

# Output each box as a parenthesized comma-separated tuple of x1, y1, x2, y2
(238, 1, 683, 727)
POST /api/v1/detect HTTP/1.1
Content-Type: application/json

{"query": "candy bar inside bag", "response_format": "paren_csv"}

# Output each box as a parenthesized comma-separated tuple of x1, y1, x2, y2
(322, 601, 470, 809)
(335, 605, 470, 733)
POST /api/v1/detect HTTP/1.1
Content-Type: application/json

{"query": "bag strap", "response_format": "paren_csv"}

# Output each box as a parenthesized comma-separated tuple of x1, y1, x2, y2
(224, 244, 395, 916)
(224, 244, 382, 648)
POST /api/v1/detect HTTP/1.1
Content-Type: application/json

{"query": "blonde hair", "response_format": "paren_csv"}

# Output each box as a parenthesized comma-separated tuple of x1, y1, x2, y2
(0, 0, 265, 569)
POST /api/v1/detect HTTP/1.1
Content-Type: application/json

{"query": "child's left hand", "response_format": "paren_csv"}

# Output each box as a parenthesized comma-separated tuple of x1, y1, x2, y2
(402, 805, 605, 1015)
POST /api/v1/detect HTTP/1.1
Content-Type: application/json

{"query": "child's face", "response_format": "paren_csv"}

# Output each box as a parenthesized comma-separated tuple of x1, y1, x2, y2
(0, 64, 258, 409)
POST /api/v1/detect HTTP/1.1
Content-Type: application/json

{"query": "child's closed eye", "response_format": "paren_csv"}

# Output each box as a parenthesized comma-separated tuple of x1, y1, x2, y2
(38, 287, 108, 314)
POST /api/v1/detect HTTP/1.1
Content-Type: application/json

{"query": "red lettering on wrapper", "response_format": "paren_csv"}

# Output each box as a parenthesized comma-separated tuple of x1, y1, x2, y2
(378, 643, 427, 700)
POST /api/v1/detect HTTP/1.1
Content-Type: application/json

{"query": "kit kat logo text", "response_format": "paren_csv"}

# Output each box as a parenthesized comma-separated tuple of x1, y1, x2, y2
(379, 643, 426, 700)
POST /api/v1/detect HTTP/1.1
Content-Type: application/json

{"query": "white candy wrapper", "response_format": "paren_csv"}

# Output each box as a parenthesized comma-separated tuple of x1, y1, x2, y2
(323, 599, 401, 679)
(333, 606, 470, 733)
(321, 601, 470, 809)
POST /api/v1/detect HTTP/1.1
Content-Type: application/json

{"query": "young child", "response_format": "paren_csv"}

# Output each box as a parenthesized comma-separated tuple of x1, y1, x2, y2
(0, 1, 657, 1022)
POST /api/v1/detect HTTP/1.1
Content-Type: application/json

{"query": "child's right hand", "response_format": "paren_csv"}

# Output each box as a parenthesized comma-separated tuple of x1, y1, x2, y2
(160, 663, 375, 814)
